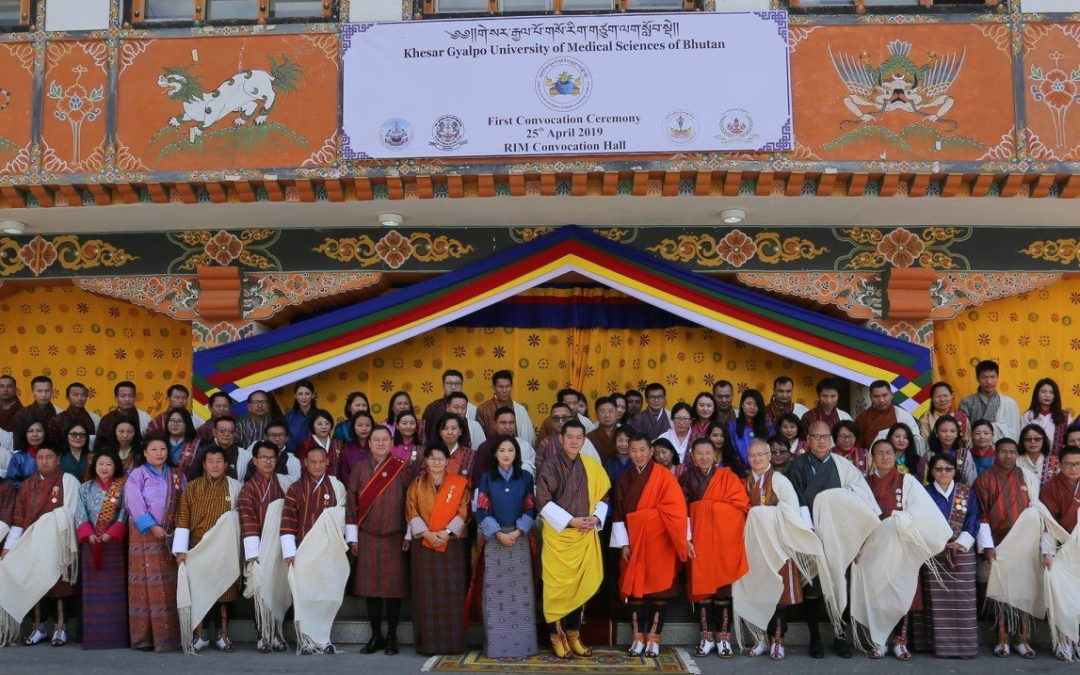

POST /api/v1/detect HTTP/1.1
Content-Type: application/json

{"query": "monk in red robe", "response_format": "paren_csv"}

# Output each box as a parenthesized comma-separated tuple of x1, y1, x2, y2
(610, 432, 688, 657)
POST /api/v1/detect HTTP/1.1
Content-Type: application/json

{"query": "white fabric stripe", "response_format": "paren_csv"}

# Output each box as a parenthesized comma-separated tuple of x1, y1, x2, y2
(225, 261, 920, 412)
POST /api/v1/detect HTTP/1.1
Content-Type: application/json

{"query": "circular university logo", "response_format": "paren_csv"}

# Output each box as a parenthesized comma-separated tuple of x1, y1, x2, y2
(715, 108, 757, 143)
(535, 57, 593, 112)
(662, 110, 699, 146)
(430, 115, 467, 152)
(379, 117, 413, 151)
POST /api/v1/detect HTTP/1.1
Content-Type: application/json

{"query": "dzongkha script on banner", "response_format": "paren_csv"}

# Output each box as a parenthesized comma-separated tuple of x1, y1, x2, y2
(341, 12, 792, 159)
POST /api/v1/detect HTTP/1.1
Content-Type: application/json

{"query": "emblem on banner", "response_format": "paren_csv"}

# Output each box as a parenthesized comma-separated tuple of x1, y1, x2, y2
(380, 118, 413, 151)
(662, 110, 698, 145)
(715, 108, 758, 144)
(536, 57, 592, 112)
(429, 115, 468, 151)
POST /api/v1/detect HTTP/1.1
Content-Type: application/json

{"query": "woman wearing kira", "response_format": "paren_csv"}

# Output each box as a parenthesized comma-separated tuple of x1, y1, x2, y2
(909, 453, 980, 660)
(406, 443, 471, 656)
(473, 435, 538, 659)
(75, 448, 129, 650)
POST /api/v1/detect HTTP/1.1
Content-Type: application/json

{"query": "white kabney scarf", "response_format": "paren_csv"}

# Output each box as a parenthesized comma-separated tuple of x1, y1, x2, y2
(986, 469, 1058, 636)
(243, 475, 294, 646)
(849, 473, 952, 650)
(0, 473, 80, 645)
(287, 476, 348, 653)
(176, 477, 242, 654)
(811, 455, 881, 632)
(733, 472, 824, 648)
(1046, 519, 1080, 660)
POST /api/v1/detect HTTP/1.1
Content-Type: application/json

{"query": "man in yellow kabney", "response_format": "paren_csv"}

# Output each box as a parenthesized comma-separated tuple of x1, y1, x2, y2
(536, 419, 611, 659)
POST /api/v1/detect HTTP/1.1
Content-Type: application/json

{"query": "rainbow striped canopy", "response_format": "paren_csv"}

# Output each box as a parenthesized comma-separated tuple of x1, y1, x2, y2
(194, 226, 932, 417)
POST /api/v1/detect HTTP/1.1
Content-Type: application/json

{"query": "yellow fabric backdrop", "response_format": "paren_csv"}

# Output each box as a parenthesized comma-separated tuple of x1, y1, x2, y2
(934, 277, 1080, 414)
(0, 285, 192, 418)
(278, 325, 832, 429)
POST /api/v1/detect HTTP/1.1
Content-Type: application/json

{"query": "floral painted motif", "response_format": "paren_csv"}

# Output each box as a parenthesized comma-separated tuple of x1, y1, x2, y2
(18, 236, 58, 276)
(73, 275, 201, 320)
(647, 231, 827, 268)
(834, 227, 971, 270)
(929, 272, 1062, 319)
(1021, 237, 1080, 268)
(1029, 51, 1080, 149)
(877, 228, 926, 268)
(313, 230, 474, 268)
(242, 271, 382, 321)
(375, 231, 413, 269)
(167, 229, 280, 272)
(736, 271, 882, 319)
(0, 235, 138, 278)
(509, 228, 556, 244)
(205, 231, 244, 266)
(191, 320, 257, 352)
(47, 65, 105, 167)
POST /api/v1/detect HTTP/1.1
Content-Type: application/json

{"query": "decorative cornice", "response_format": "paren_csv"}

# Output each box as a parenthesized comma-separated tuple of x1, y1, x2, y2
(4, 170, 1080, 213)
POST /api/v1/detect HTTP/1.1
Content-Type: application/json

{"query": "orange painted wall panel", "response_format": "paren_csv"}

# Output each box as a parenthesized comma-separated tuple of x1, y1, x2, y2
(41, 41, 110, 175)
(790, 24, 1016, 163)
(0, 43, 37, 176)
(1022, 23, 1080, 162)
(116, 34, 340, 173)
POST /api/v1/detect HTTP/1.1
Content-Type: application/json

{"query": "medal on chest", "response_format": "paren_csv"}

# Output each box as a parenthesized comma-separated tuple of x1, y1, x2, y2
(50, 486, 59, 504)
(894, 487, 903, 511)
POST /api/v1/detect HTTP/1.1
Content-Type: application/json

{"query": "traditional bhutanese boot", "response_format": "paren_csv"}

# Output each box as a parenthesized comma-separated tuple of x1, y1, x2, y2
(891, 618, 911, 661)
(993, 619, 1010, 657)
(716, 605, 733, 658)
(696, 631, 716, 657)
(550, 623, 574, 660)
(566, 630, 593, 657)
(628, 607, 645, 656)
(694, 604, 715, 656)
(644, 633, 661, 657)
(770, 617, 785, 660)
(1016, 621, 1036, 659)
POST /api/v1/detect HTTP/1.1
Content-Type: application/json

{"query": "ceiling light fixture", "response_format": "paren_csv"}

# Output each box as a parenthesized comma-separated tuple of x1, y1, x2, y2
(0, 221, 25, 235)
(378, 213, 403, 227)
(720, 209, 745, 225)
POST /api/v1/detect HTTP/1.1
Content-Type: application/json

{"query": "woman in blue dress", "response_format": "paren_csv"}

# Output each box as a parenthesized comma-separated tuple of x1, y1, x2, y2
(473, 434, 538, 659)
(727, 389, 772, 469)
(911, 452, 980, 659)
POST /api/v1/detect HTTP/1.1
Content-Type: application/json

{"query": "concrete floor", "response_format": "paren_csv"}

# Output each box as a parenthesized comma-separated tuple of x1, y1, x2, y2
(0, 637, 1069, 675)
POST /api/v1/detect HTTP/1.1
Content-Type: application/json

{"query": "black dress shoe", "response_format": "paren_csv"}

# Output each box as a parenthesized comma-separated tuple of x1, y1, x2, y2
(809, 639, 824, 659)
(385, 637, 399, 656)
(360, 635, 387, 654)
(833, 637, 852, 659)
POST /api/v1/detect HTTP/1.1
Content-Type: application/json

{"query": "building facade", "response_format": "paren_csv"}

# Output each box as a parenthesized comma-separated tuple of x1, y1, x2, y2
(1, 0, 1080, 420)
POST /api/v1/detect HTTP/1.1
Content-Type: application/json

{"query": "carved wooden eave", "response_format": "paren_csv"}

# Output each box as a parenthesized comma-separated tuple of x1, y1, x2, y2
(4, 170, 1080, 210)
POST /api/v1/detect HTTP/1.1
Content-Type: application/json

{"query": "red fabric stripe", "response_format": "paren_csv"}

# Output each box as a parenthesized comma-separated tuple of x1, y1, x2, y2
(580, 245, 916, 380)
(208, 238, 916, 389)
(207, 242, 577, 387)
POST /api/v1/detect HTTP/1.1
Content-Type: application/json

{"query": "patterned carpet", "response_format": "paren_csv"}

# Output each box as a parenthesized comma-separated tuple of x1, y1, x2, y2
(421, 647, 700, 674)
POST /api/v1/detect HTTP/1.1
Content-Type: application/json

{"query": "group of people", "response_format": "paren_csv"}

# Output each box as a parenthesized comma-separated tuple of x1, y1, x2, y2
(1, 359, 1079, 662)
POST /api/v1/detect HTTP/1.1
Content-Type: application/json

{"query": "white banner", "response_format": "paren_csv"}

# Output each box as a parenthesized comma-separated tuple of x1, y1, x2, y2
(342, 12, 792, 159)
